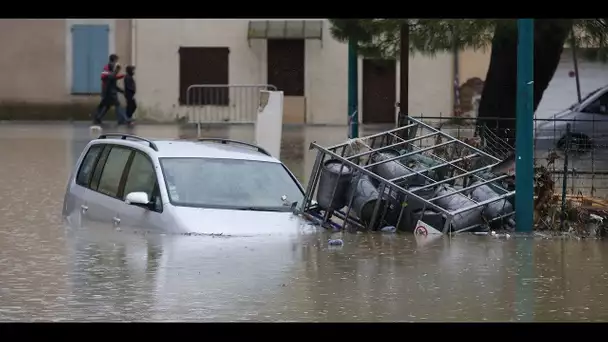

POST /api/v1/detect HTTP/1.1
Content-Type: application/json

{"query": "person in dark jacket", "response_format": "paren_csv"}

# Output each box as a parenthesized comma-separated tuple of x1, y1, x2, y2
(124, 65, 137, 120)
(93, 63, 129, 125)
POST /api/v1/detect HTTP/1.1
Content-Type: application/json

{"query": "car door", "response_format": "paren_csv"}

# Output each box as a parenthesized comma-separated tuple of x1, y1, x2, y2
(118, 150, 170, 232)
(83, 144, 134, 231)
(64, 143, 105, 229)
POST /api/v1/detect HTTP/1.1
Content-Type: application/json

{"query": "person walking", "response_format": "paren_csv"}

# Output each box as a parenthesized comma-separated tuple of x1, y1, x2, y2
(124, 65, 137, 121)
(93, 54, 124, 124)
(93, 63, 130, 126)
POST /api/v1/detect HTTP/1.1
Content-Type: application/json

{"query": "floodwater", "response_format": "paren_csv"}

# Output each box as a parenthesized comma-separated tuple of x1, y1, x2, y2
(1, 122, 608, 322)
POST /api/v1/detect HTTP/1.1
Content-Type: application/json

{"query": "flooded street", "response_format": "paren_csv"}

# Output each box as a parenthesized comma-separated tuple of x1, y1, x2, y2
(1, 122, 608, 321)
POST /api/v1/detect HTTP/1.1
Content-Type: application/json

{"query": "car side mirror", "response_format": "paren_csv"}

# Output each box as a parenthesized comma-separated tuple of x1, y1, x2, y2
(125, 192, 150, 208)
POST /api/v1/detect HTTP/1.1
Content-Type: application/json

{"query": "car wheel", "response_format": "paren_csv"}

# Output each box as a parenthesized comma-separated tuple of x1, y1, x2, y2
(557, 133, 593, 153)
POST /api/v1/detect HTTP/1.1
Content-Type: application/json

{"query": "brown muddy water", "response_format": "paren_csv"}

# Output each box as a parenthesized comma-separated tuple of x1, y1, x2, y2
(1, 122, 608, 322)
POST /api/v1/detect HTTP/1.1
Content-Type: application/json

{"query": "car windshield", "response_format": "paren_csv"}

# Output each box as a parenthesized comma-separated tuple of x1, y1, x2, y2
(159, 157, 304, 211)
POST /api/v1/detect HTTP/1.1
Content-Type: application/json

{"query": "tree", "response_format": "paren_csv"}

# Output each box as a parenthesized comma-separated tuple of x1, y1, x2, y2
(329, 19, 608, 146)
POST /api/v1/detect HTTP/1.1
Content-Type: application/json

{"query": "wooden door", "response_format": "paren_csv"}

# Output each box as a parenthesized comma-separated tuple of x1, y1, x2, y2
(362, 59, 397, 124)
(267, 39, 305, 96)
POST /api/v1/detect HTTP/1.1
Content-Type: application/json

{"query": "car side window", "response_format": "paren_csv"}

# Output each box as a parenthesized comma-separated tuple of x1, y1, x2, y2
(583, 92, 608, 114)
(76, 144, 103, 187)
(123, 152, 161, 211)
(97, 146, 133, 198)
(90, 145, 112, 191)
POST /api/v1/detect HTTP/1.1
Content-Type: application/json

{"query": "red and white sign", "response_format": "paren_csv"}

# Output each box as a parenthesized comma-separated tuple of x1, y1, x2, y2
(414, 220, 443, 248)
(414, 220, 442, 236)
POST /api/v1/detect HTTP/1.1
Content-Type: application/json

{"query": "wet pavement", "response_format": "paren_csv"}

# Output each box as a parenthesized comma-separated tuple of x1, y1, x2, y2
(1, 122, 608, 322)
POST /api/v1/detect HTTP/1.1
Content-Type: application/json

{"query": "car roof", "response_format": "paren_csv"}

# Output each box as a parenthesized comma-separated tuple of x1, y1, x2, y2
(90, 135, 280, 163)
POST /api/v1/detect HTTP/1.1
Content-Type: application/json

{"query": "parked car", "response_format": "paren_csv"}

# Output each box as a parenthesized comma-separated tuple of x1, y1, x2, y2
(62, 134, 311, 236)
(535, 85, 608, 152)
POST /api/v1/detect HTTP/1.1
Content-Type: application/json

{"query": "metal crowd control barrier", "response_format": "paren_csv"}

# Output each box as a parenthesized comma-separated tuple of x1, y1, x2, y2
(186, 84, 277, 137)
(301, 116, 516, 235)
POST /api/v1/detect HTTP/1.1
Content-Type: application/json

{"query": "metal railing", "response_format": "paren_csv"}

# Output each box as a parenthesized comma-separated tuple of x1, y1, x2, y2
(186, 84, 277, 136)
(409, 114, 608, 199)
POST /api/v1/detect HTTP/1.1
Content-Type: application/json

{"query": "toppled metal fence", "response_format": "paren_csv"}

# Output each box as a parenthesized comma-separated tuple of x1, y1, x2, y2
(301, 116, 516, 234)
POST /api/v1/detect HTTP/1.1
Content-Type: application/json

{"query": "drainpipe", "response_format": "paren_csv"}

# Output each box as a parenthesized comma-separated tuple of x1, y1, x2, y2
(131, 19, 137, 66)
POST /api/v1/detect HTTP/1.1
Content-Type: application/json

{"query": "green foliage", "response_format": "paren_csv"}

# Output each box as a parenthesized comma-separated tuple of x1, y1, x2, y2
(573, 19, 608, 62)
(328, 19, 608, 62)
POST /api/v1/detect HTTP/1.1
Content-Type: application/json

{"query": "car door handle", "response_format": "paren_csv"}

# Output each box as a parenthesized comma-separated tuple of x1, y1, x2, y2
(112, 217, 121, 226)
(81, 205, 88, 213)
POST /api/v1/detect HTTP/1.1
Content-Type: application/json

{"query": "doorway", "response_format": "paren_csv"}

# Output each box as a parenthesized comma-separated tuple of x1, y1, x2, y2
(362, 59, 397, 124)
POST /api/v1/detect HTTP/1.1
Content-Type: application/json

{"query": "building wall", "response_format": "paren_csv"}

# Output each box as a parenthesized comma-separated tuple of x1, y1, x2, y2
(134, 19, 265, 121)
(0, 19, 131, 119)
(305, 23, 348, 124)
(459, 47, 491, 84)
(456, 47, 492, 117)
(404, 51, 454, 117)
(134, 19, 348, 124)
(0, 19, 67, 103)
(134, 19, 465, 124)
(0, 19, 488, 122)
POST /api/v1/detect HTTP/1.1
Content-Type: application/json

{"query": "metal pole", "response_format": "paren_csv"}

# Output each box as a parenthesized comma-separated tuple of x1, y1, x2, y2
(515, 19, 535, 232)
(348, 39, 359, 139)
(571, 29, 582, 103)
(561, 124, 571, 230)
(399, 22, 409, 130)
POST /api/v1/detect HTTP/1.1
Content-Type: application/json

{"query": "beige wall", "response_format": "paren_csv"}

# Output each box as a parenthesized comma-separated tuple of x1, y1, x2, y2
(134, 19, 463, 124)
(134, 19, 347, 124)
(0, 19, 131, 105)
(0, 20, 67, 103)
(459, 47, 491, 83)
(134, 19, 265, 122)
(456, 47, 491, 117)
(405, 51, 454, 117)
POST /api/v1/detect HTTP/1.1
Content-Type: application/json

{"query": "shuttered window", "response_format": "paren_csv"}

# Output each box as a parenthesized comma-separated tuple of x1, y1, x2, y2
(179, 47, 229, 106)
(71, 24, 109, 94)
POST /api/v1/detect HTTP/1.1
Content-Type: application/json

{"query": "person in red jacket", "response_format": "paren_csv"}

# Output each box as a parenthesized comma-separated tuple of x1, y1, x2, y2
(100, 54, 124, 90)
(93, 54, 126, 125)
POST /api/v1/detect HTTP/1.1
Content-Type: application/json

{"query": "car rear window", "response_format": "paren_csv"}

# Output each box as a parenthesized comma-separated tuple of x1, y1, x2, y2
(76, 144, 103, 187)
(160, 157, 303, 210)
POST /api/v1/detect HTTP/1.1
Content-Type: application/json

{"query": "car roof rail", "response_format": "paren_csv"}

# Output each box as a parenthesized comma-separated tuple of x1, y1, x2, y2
(196, 138, 271, 157)
(98, 133, 159, 152)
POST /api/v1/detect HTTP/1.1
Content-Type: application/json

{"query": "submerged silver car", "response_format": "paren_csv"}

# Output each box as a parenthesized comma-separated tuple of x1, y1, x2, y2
(62, 133, 309, 235)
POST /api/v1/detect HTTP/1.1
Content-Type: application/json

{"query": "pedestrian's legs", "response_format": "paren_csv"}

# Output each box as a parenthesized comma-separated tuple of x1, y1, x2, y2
(93, 97, 110, 124)
(111, 97, 129, 124)
(126, 97, 137, 120)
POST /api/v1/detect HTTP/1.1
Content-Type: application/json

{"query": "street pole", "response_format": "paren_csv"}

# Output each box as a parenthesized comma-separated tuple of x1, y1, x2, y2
(570, 28, 582, 102)
(398, 22, 410, 138)
(515, 19, 534, 232)
(348, 39, 359, 139)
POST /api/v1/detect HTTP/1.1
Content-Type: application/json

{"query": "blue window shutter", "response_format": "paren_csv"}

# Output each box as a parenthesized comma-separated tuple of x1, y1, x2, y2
(71, 25, 90, 94)
(87, 25, 110, 94)
(71, 24, 109, 94)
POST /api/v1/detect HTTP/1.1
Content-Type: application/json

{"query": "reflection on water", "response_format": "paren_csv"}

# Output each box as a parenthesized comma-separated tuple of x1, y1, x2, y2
(1, 123, 608, 321)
